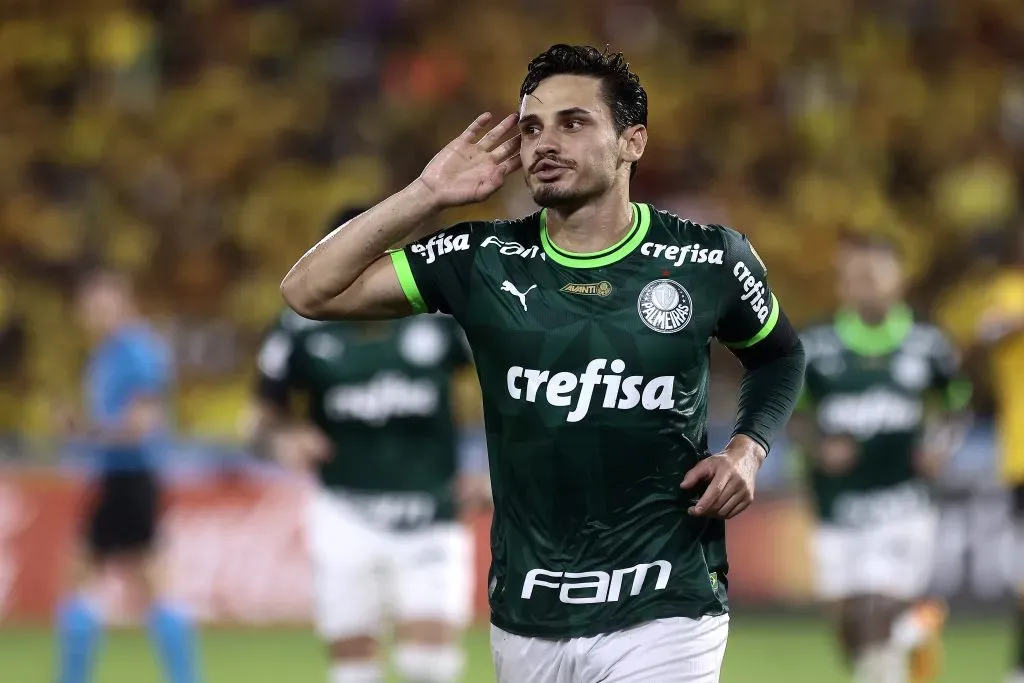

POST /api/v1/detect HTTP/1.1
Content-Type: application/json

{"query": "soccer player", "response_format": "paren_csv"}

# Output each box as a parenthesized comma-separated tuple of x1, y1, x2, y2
(55, 269, 201, 683)
(280, 45, 806, 683)
(793, 234, 972, 683)
(249, 205, 489, 683)
(974, 228, 1024, 683)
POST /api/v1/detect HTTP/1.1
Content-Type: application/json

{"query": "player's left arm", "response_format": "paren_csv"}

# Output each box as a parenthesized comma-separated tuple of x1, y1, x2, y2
(917, 328, 973, 478)
(682, 229, 805, 519)
(715, 231, 806, 456)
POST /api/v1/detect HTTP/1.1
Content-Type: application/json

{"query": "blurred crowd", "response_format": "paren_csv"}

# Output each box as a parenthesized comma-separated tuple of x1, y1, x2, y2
(0, 0, 1022, 443)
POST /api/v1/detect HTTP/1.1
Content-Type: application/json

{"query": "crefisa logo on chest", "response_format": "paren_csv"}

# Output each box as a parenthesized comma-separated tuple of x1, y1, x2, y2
(637, 279, 693, 334)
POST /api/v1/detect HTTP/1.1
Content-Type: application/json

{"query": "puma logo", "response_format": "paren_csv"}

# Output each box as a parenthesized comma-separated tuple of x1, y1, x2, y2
(501, 281, 537, 312)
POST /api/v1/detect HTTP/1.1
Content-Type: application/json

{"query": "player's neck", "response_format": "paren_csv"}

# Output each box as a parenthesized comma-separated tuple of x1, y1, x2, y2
(851, 303, 901, 326)
(97, 314, 139, 342)
(543, 190, 633, 255)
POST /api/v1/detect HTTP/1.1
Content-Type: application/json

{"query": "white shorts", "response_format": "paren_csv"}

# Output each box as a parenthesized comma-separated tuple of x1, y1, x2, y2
(491, 614, 729, 683)
(306, 487, 473, 640)
(813, 507, 939, 601)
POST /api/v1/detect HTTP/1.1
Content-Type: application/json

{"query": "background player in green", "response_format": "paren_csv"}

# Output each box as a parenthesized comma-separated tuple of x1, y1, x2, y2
(792, 233, 973, 683)
(249, 206, 491, 683)
(279, 46, 806, 682)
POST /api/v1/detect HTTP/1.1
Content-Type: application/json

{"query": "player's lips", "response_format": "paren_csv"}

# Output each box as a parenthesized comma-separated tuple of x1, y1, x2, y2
(532, 159, 571, 181)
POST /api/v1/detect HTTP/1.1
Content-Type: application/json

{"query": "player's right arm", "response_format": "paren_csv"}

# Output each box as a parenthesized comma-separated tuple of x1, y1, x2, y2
(280, 113, 521, 320)
(246, 317, 331, 469)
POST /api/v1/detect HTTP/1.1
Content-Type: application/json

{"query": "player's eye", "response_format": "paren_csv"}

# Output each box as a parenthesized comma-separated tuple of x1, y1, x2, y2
(521, 125, 540, 136)
(565, 119, 584, 130)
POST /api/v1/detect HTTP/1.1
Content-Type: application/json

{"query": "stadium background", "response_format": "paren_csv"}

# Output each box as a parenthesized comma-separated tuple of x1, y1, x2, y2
(0, 0, 1022, 680)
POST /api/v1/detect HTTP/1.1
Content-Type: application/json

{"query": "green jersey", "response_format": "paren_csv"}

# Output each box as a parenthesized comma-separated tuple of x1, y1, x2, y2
(256, 311, 472, 528)
(798, 306, 967, 525)
(390, 203, 783, 638)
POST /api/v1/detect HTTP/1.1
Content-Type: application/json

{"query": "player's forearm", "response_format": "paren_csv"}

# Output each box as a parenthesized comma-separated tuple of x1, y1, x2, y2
(731, 336, 806, 455)
(281, 180, 442, 316)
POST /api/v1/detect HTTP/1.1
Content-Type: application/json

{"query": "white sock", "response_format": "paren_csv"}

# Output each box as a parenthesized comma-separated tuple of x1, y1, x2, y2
(854, 645, 906, 683)
(393, 644, 465, 683)
(329, 661, 384, 683)
(891, 608, 929, 652)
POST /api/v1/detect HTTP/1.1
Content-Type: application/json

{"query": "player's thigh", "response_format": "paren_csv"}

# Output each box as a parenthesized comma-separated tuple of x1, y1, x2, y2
(584, 615, 730, 683)
(306, 489, 386, 639)
(391, 522, 473, 629)
(813, 524, 858, 600)
(861, 508, 939, 600)
(490, 624, 575, 683)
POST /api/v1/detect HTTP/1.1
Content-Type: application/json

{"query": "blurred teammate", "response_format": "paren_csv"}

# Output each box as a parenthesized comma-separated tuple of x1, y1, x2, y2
(249, 206, 488, 683)
(56, 269, 201, 683)
(280, 45, 805, 682)
(793, 234, 972, 683)
(974, 229, 1024, 683)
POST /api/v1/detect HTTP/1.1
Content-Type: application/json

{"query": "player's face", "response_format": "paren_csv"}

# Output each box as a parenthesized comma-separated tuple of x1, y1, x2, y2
(837, 247, 903, 314)
(76, 280, 128, 338)
(518, 75, 640, 208)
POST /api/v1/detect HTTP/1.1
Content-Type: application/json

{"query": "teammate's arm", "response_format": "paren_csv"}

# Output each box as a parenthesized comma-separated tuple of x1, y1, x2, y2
(682, 230, 805, 520)
(917, 330, 973, 478)
(786, 341, 858, 476)
(280, 113, 521, 320)
(247, 321, 331, 468)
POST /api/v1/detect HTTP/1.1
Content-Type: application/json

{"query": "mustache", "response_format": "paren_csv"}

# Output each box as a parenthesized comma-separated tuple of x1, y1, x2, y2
(529, 156, 576, 172)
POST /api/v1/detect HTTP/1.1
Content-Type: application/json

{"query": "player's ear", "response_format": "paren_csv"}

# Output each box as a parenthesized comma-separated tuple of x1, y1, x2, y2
(620, 124, 647, 165)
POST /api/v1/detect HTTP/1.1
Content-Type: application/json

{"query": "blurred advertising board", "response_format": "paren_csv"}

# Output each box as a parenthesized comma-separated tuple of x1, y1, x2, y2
(0, 469, 1015, 625)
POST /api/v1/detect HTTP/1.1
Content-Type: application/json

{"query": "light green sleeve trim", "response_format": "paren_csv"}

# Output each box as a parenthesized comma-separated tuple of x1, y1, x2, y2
(724, 293, 780, 349)
(945, 378, 973, 412)
(388, 249, 427, 315)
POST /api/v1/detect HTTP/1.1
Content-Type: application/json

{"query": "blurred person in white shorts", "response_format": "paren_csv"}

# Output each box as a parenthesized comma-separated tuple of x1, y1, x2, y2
(248, 206, 491, 683)
(792, 233, 972, 683)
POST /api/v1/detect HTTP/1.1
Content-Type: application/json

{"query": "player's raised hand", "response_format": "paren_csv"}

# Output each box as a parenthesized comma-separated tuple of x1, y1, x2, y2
(417, 112, 522, 208)
(681, 436, 766, 519)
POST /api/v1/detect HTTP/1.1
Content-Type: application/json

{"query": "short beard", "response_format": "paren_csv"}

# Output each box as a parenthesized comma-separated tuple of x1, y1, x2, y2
(531, 184, 583, 208)
(529, 177, 604, 209)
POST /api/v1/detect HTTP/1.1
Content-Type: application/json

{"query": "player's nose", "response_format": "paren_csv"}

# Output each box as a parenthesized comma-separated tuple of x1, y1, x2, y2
(534, 129, 560, 156)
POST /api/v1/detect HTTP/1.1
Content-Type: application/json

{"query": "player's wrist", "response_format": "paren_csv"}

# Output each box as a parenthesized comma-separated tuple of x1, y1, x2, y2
(406, 177, 448, 214)
(725, 434, 767, 467)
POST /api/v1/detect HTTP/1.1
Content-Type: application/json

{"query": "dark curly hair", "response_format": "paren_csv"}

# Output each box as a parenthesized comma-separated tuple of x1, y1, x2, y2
(520, 45, 648, 177)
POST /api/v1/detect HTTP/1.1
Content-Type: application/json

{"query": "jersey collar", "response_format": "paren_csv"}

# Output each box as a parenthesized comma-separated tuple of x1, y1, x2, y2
(834, 304, 913, 356)
(539, 202, 651, 268)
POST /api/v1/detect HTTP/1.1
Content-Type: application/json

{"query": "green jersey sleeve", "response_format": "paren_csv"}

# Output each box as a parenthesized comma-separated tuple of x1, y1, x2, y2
(714, 229, 780, 348)
(925, 327, 972, 411)
(255, 311, 301, 409)
(388, 223, 483, 318)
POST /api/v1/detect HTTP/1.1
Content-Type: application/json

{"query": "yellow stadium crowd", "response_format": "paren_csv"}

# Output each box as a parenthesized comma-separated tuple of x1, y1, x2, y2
(0, 0, 1022, 443)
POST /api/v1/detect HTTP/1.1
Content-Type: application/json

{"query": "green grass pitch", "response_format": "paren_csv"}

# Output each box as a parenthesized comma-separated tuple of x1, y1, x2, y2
(2, 616, 1009, 682)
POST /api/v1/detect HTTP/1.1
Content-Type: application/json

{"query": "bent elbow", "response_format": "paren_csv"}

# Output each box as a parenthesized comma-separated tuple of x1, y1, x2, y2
(280, 276, 326, 320)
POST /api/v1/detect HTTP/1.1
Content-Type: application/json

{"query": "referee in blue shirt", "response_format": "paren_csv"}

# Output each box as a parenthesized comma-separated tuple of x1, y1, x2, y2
(56, 269, 201, 683)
